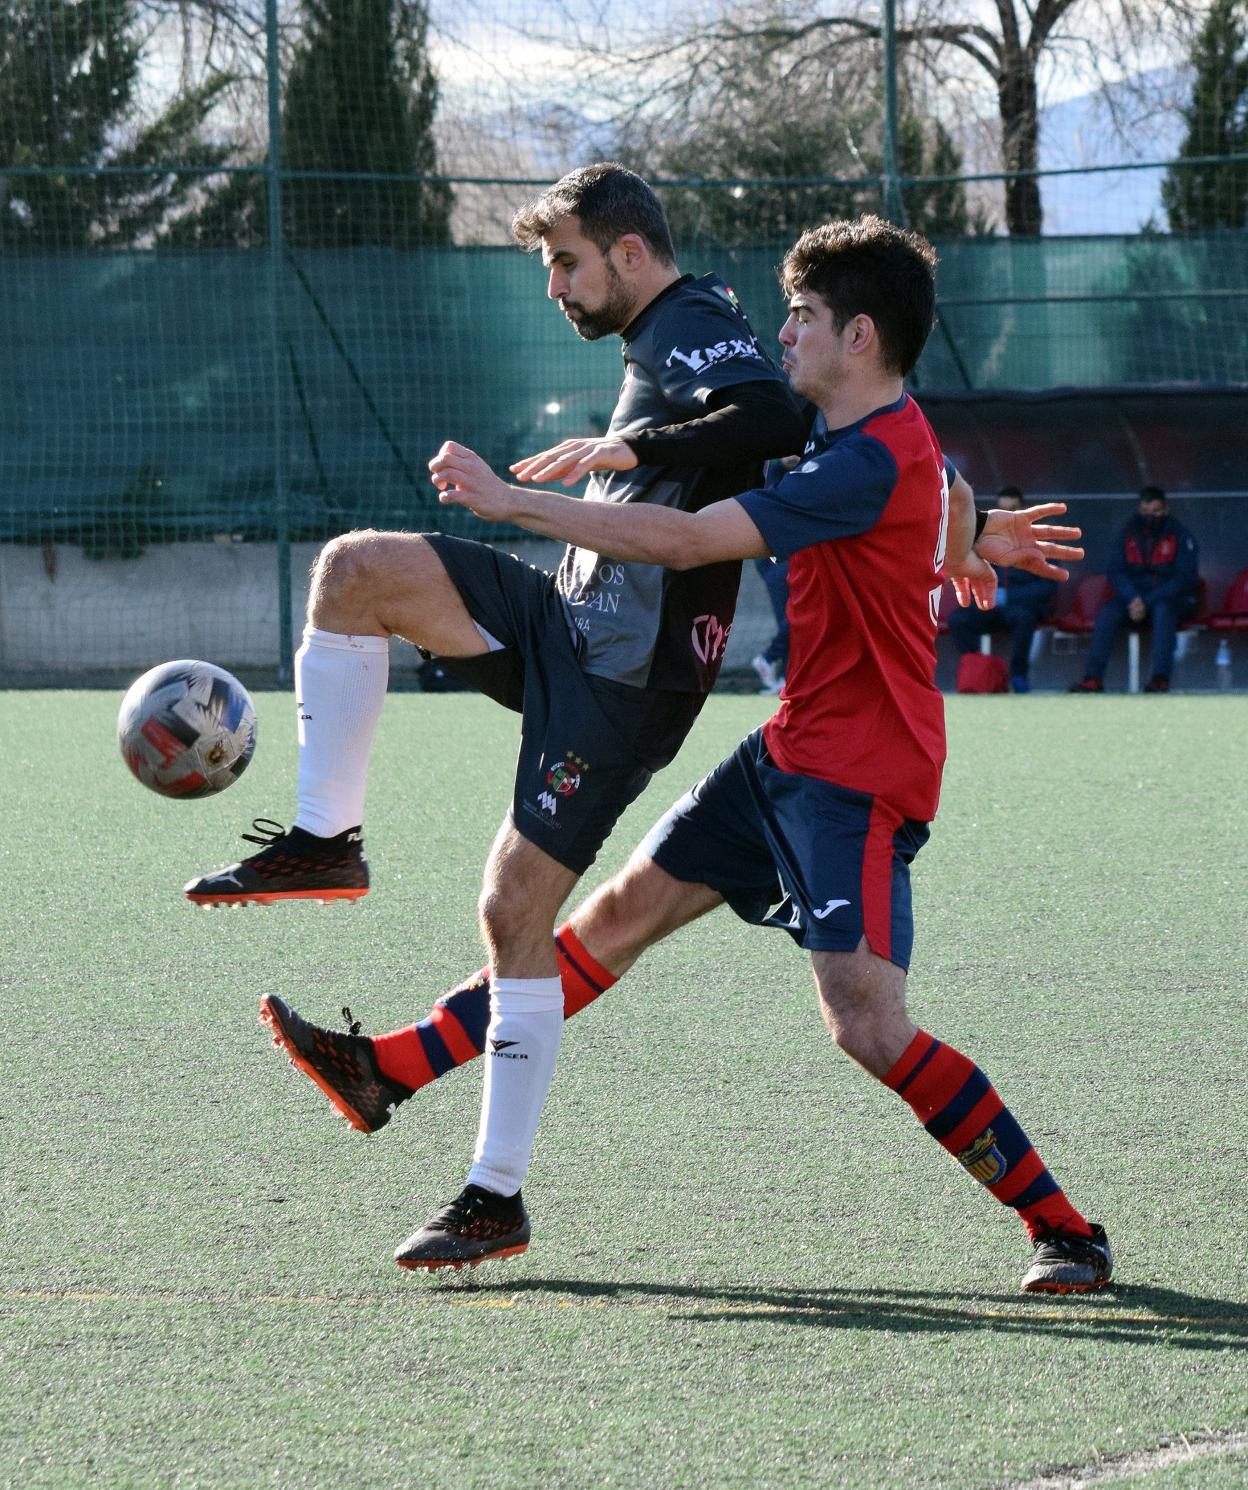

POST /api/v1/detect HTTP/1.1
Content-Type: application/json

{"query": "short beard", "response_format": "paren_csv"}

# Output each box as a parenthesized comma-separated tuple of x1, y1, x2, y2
(563, 262, 634, 341)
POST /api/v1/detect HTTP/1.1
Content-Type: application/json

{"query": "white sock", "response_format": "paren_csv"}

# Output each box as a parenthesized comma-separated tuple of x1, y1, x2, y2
(467, 976, 565, 1196)
(292, 625, 389, 838)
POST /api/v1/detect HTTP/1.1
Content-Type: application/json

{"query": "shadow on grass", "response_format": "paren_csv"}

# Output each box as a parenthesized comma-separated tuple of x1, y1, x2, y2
(492, 1278, 1248, 1349)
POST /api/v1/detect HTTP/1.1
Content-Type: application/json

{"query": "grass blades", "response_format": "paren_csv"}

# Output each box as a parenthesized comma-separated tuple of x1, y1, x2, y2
(1, 691, 1246, 1488)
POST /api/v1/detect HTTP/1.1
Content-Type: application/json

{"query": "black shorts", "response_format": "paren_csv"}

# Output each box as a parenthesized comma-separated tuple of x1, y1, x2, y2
(423, 534, 704, 874)
(640, 728, 930, 969)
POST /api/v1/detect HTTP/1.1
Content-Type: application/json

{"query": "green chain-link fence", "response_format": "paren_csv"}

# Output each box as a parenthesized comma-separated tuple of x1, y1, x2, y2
(4, 0, 1248, 677)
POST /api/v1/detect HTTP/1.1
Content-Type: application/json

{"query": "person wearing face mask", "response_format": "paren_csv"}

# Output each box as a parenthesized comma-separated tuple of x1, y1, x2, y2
(1069, 486, 1200, 694)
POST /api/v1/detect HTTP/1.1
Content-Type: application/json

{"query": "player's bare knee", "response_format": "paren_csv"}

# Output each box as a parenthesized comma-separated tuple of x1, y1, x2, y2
(816, 966, 884, 1052)
(478, 875, 553, 952)
(819, 991, 869, 1053)
(309, 529, 386, 618)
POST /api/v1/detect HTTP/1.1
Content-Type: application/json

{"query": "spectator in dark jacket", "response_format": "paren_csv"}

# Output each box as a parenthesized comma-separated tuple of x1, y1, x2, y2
(948, 486, 1058, 692)
(1070, 487, 1200, 694)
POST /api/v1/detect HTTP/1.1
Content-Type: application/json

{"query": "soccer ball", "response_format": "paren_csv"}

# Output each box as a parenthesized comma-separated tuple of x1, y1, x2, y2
(118, 660, 257, 799)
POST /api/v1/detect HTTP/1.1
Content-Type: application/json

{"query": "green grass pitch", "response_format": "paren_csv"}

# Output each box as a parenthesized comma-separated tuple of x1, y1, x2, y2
(2, 690, 1246, 1488)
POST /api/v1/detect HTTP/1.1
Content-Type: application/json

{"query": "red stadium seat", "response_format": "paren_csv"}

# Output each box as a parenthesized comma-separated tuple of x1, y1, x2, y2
(1052, 574, 1113, 634)
(1209, 569, 1248, 632)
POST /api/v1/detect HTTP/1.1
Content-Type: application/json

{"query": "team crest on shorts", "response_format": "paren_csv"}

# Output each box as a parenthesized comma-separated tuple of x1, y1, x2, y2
(956, 1129, 1007, 1185)
(547, 754, 588, 797)
(535, 754, 589, 816)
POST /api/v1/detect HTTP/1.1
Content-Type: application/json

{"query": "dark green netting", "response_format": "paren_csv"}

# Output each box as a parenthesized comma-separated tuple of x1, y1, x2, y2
(4, 234, 1247, 551)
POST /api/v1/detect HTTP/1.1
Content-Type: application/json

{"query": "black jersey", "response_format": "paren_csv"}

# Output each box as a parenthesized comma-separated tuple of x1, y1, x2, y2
(555, 273, 790, 692)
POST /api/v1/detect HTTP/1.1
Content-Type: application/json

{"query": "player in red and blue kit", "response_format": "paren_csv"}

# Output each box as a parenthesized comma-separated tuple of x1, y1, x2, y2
(270, 217, 1111, 1295)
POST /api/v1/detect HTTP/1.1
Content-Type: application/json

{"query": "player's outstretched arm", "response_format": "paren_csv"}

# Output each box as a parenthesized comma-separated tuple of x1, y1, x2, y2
(429, 440, 770, 567)
(977, 502, 1084, 580)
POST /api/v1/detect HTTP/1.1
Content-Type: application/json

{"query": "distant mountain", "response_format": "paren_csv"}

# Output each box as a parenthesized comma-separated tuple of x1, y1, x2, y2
(1038, 68, 1190, 234)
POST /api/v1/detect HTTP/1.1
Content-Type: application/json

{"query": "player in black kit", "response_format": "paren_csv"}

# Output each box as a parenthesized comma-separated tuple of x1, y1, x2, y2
(190, 164, 805, 1264)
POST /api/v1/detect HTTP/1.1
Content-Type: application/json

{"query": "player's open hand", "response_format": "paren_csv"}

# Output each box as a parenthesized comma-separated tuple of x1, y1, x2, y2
(510, 437, 638, 486)
(976, 501, 1084, 581)
(429, 441, 516, 521)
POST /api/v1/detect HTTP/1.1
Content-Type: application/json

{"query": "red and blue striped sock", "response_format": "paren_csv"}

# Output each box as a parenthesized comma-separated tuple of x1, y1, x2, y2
(371, 924, 617, 1092)
(883, 1029, 1093, 1242)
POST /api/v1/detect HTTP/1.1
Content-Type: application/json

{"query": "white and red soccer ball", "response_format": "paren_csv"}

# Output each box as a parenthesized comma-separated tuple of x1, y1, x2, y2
(118, 660, 256, 799)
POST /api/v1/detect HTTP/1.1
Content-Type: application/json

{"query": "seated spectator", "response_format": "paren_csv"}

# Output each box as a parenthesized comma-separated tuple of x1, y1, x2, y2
(1070, 486, 1200, 694)
(948, 486, 1057, 693)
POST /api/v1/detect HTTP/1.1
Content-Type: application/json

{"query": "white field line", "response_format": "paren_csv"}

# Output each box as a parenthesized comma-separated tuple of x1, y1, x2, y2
(1011, 1429, 1248, 1490)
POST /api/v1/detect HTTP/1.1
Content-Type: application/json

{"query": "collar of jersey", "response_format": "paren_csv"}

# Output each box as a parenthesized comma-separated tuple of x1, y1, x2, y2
(820, 392, 909, 445)
(620, 273, 697, 342)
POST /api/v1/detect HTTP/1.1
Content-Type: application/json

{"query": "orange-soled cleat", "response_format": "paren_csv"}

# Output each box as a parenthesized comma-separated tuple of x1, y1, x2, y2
(1021, 1223, 1113, 1294)
(395, 1185, 530, 1272)
(260, 993, 411, 1133)
(184, 819, 369, 906)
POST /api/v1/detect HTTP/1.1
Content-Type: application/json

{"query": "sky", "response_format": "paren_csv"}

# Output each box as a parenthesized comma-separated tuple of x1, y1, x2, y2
(130, 0, 1203, 234)
(1038, 69, 1190, 233)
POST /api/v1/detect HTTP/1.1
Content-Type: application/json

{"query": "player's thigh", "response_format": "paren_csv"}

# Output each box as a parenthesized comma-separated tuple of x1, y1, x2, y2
(311, 528, 489, 656)
(509, 667, 671, 878)
(419, 536, 569, 710)
(639, 736, 782, 920)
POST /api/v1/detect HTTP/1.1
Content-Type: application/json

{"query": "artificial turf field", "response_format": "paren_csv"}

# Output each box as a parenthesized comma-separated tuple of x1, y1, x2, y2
(2, 689, 1246, 1489)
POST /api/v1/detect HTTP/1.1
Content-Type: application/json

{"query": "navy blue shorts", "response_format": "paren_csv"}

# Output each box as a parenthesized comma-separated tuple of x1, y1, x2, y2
(641, 728, 930, 968)
(422, 534, 702, 875)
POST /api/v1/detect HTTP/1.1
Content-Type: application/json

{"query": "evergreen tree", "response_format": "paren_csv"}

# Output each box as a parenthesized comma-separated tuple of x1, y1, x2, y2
(652, 115, 876, 251)
(0, 0, 233, 249)
(282, 0, 451, 248)
(902, 120, 993, 239)
(1162, 0, 1248, 230)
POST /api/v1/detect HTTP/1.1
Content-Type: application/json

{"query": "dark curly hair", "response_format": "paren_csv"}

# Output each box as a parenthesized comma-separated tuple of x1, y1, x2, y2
(780, 215, 937, 376)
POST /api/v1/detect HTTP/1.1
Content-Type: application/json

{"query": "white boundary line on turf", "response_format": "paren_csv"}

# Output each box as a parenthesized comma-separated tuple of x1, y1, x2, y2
(1011, 1428, 1248, 1489)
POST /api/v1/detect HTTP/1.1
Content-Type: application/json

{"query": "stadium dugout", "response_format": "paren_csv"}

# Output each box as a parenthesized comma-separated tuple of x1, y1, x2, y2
(925, 386, 1248, 692)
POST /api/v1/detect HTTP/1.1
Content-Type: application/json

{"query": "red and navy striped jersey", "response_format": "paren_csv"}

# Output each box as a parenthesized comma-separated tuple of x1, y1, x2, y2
(735, 393, 948, 822)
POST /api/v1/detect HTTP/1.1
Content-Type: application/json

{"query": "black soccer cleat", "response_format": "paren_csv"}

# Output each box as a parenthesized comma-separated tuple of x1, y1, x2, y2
(394, 1184, 531, 1272)
(259, 994, 411, 1133)
(184, 820, 369, 906)
(1021, 1222, 1113, 1294)
(1067, 676, 1105, 694)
